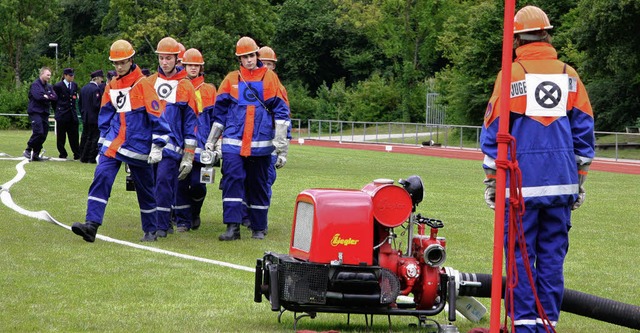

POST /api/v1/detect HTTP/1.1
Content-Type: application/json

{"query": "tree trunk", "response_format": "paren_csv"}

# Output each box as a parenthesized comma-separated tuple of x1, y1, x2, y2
(14, 41, 22, 89)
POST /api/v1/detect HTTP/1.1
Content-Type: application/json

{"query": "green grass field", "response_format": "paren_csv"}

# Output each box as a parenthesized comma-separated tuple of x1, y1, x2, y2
(1, 130, 638, 332)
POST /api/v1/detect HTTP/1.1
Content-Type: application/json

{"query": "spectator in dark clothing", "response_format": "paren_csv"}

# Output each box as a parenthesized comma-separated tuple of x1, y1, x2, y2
(79, 70, 104, 163)
(106, 70, 116, 82)
(24, 67, 57, 161)
(52, 67, 81, 159)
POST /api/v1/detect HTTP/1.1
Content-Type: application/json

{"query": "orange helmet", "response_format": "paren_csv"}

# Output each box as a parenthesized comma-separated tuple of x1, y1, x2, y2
(514, 6, 553, 34)
(177, 43, 186, 61)
(109, 39, 135, 61)
(155, 37, 180, 54)
(181, 48, 205, 65)
(235, 36, 259, 56)
(258, 46, 277, 62)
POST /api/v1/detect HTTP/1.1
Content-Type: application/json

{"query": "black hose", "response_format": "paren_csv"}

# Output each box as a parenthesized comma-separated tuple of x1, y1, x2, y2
(457, 273, 640, 330)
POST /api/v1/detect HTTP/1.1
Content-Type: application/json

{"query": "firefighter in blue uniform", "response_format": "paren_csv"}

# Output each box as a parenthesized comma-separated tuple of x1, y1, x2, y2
(481, 6, 595, 333)
(206, 36, 290, 241)
(71, 39, 171, 243)
(146, 37, 198, 236)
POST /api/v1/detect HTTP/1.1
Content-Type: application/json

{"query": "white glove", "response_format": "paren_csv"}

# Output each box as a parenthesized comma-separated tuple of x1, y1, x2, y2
(205, 125, 223, 151)
(178, 149, 194, 180)
(572, 165, 589, 210)
(200, 148, 221, 165)
(274, 123, 289, 169)
(483, 168, 496, 210)
(275, 155, 287, 169)
(147, 144, 163, 164)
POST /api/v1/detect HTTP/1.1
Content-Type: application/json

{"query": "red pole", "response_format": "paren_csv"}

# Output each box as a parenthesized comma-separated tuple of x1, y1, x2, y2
(489, 1, 516, 333)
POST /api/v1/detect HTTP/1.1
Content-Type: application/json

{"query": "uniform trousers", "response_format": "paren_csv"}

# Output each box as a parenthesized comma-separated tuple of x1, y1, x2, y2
(86, 155, 157, 233)
(154, 156, 179, 231)
(56, 119, 80, 158)
(27, 113, 49, 154)
(174, 162, 207, 228)
(221, 153, 270, 231)
(505, 205, 571, 333)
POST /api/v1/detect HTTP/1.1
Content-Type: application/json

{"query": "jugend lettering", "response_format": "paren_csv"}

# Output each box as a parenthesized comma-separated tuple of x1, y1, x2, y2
(511, 80, 526, 98)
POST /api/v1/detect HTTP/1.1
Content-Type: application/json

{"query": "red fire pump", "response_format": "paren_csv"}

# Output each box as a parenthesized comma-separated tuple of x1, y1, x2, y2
(254, 176, 486, 330)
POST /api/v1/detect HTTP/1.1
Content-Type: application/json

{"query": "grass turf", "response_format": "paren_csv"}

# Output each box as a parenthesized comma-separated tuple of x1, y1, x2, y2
(0, 130, 638, 332)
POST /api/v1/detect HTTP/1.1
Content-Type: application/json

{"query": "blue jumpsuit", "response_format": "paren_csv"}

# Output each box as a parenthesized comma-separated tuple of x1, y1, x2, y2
(481, 43, 595, 333)
(147, 69, 198, 232)
(175, 76, 217, 229)
(87, 65, 170, 233)
(213, 64, 290, 232)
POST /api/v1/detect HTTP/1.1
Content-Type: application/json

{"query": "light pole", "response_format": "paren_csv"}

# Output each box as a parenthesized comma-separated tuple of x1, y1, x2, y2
(48, 43, 58, 75)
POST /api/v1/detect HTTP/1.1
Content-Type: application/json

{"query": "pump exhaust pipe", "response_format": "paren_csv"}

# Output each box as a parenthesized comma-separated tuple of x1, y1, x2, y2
(456, 272, 640, 330)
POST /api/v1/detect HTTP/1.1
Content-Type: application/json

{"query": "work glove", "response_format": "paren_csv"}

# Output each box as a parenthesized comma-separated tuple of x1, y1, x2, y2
(201, 139, 221, 165)
(147, 144, 163, 164)
(178, 147, 195, 180)
(572, 164, 589, 210)
(483, 168, 496, 210)
(274, 123, 289, 169)
(205, 125, 223, 152)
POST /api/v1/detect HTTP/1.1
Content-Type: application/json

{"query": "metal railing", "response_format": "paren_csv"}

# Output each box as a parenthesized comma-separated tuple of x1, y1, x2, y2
(291, 119, 640, 161)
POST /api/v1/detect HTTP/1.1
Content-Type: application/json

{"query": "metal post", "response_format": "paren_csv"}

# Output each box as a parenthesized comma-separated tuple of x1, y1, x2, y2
(48, 43, 58, 76)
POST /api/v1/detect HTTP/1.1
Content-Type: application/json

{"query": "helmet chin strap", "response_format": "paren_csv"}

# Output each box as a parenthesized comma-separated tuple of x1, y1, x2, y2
(518, 31, 548, 41)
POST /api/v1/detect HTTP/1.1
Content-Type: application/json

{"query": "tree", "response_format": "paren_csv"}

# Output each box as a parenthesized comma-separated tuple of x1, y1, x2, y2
(332, 0, 453, 122)
(101, 0, 188, 68)
(558, 0, 640, 130)
(435, 1, 503, 126)
(0, 0, 60, 88)
(183, 0, 276, 85)
(273, 0, 352, 93)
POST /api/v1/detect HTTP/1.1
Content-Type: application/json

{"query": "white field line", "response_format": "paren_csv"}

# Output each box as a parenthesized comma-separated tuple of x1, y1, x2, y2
(0, 157, 254, 273)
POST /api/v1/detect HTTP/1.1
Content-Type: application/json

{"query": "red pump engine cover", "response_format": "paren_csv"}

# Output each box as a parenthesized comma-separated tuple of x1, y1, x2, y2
(361, 179, 412, 228)
(289, 189, 374, 265)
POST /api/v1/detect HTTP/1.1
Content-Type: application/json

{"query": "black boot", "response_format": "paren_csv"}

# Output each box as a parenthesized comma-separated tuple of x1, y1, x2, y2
(191, 216, 201, 230)
(218, 223, 241, 241)
(71, 221, 99, 242)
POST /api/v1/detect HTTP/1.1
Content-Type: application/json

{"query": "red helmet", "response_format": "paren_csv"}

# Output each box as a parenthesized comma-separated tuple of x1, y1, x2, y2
(177, 43, 186, 61)
(514, 6, 553, 34)
(109, 39, 135, 61)
(155, 37, 180, 54)
(258, 46, 277, 62)
(181, 48, 205, 65)
(235, 36, 259, 56)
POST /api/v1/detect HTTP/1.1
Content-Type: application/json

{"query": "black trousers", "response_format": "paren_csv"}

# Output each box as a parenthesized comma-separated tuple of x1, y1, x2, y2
(56, 119, 80, 159)
(80, 123, 100, 162)
(26, 113, 49, 155)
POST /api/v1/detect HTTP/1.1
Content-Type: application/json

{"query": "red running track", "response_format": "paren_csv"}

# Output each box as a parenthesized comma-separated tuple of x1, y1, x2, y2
(301, 139, 640, 175)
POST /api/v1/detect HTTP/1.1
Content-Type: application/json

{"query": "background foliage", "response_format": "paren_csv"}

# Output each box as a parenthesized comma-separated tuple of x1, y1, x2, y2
(0, 0, 638, 131)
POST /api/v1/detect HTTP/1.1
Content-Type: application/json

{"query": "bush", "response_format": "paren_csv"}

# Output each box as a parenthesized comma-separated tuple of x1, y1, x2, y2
(0, 84, 31, 129)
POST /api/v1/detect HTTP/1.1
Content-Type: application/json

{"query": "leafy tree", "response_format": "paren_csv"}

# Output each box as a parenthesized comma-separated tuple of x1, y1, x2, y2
(435, 1, 502, 126)
(0, 0, 60, 88)
(345, 73, 402, 122)
(273, 0, 352, 93)
(102, 0, 188, 68)
(333, 0, 453, 122)
(314, 80, 348, 121)
(558, 0, 640, 131)
(183, 0, 276, 85)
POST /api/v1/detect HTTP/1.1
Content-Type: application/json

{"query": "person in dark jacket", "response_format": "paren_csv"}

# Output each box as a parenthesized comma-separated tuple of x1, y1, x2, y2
(52, 67, 81, 159)
(24, 67, 57, 161)
(78, 70, 104, 163)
